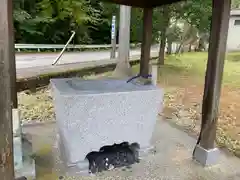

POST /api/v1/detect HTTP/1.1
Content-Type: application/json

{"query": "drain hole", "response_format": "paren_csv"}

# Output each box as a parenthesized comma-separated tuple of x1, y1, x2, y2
(85, 142, 140, 174)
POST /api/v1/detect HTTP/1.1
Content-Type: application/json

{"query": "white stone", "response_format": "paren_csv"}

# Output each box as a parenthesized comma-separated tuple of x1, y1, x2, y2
(14, 137, 23, 170)
(12, 109, 23, 171)
(51, 78, 163, 165)
(12, 108, 21, 136)
(193, 145, 220, 166)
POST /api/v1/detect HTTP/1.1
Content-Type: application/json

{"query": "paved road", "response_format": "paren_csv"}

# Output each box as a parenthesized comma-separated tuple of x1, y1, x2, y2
(16, 47, 159, 69)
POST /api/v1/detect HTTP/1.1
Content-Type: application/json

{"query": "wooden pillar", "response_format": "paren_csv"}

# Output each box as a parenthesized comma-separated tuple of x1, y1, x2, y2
(140, 8, 153, 77)
(0, 0, 16, 179)
(9, 8, 17, 109)
(1, 0, 17, 108)
(194, 0, 231, 154)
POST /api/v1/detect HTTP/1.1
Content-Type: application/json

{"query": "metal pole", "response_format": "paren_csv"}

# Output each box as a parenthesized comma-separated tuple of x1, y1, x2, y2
(52, 31, 76, 65)
(110, 15, 117, 59)
(0, 0, 15, 179)
(118, 5, 131, 63)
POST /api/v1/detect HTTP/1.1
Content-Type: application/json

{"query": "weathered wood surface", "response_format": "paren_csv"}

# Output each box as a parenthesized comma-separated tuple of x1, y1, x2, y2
(158, 6, 170, 65)
(0, 0, 16, 179)
(195, 0, 231, 150)
(140, 8, 153, 77)
(103, 0, 184, 8)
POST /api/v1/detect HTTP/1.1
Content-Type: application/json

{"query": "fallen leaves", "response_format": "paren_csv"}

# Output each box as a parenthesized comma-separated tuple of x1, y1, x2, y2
(18, 88, 54, 123)
(162, 83, 240, 157)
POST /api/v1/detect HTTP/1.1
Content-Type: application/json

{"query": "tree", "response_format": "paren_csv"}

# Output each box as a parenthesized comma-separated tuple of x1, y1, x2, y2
(13, 0, 104, 44)
(12, 0, 214, 49)
(180, 0, 212, 52)
(232, 0, 240, 8)
(166, 23, 182, 54)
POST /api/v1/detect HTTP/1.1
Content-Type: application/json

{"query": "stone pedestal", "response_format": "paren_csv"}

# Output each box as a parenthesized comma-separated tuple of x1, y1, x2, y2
(12, 109, 36, 179)
(193, 145, 220, 166)
(51, 78, 163, 166)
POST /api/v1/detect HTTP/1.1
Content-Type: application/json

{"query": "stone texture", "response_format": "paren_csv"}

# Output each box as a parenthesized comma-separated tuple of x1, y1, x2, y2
(13, 109, 21, 136)
(14, 137, 23, 170)
(12, 108, 24, 171)
(12, 108, 36, 179)
(193, 145, 220, 166)
(50, 78, 163, 165)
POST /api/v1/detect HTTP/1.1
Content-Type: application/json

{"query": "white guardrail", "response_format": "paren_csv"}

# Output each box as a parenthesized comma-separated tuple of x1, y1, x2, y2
(15, 43, 140, 52)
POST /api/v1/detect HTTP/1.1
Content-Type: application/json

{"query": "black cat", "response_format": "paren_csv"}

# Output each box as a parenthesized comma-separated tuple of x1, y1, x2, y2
(86, 151, 110, 173)
(86, 142, 140, 174)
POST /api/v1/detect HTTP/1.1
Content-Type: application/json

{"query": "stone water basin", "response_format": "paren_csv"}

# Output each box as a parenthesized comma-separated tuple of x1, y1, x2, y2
(50, 78, 163, 166)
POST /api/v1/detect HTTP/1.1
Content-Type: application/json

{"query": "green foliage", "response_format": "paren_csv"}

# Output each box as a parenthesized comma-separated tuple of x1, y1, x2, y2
(181, 0, 212, 34)
(232, 0, 240, 8)
(13, 0, 217, 46)
(166, 24, 182, 43)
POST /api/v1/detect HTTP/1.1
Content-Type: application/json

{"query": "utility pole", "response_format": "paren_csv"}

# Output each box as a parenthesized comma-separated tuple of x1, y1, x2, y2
(0, 0, 15, 179)
(112, 5, 132, 77)
(110, 15, 117, 59)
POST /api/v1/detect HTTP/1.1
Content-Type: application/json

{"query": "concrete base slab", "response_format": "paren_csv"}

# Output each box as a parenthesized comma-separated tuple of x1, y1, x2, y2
(193, 144, 220, 166)
(22, 119, 240, 180)
(15, 160, 36, 179)
(55, 135, 154, 176)
(139, 145, 156, 158)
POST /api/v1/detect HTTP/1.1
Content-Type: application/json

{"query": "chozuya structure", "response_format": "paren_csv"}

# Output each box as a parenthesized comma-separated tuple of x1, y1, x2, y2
(0, 0, 231, 179)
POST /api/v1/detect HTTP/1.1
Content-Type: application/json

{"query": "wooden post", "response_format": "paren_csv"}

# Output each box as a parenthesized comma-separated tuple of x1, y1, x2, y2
(140, 8, 153, 77)
(158, 6, 170, 65)
(193, 0, 231, 163)
(0, 0, 15, 179)
(5, 0, 18, 108)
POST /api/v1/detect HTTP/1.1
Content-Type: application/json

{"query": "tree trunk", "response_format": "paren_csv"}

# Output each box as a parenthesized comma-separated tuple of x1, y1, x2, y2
(197, 37, 205, 51)
(188, 44, 192, 52)
(158, 6, 170, 65)
(175, 43, 183, 54)
(158, 34, 166, 65)
(167, 41, 172, 54)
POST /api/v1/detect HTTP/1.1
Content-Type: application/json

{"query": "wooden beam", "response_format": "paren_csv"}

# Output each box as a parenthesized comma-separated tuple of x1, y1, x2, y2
(0, 0, 15, 179)
(195, 0, 231, 150)
(140, 7, 153, 77)
(103, 0, 183, 8)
